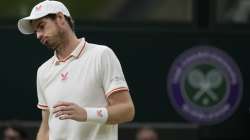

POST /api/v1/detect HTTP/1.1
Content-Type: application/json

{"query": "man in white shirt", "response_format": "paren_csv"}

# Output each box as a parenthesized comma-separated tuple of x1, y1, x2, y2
(17, 1, 135, 140)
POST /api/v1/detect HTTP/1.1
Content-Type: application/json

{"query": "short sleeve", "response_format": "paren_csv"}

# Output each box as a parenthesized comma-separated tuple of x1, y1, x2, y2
(36, 69, 48, 110)
(100, 47, 129, 97)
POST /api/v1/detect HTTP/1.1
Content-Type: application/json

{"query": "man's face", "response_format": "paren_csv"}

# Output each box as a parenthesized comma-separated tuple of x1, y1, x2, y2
(31, 15, 63, 50)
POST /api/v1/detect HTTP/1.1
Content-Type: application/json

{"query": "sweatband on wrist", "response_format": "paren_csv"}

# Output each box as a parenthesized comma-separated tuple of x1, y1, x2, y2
(85, 107, 108, 123)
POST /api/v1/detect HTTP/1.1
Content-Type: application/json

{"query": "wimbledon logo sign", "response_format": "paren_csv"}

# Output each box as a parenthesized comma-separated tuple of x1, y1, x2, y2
(167, 46, 242, 125)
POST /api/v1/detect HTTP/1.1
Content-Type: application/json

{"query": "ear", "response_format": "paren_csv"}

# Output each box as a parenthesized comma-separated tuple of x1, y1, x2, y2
(56, 12, 66, 25)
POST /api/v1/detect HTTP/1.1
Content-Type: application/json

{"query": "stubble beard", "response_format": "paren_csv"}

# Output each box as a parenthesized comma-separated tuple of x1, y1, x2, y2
(46, 30, 65, 51)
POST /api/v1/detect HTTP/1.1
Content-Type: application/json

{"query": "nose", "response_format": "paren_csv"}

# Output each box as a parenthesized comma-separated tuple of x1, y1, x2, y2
(36, 31, 43, 40)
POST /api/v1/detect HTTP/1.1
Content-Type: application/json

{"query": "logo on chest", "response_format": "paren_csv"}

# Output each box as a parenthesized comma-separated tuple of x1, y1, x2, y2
(60, 72, 69, 81)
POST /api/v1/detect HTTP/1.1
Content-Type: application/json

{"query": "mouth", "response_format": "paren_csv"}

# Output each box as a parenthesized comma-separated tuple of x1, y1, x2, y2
(40, 38, 48, 45)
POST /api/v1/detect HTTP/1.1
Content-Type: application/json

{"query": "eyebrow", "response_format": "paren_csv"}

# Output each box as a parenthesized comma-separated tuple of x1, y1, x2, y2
(37, 21, 44, 27)
(34, 21, 45, 30)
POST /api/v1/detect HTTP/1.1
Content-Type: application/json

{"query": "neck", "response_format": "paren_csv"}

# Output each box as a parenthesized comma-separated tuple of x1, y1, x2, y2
(56, 31, 80, 61)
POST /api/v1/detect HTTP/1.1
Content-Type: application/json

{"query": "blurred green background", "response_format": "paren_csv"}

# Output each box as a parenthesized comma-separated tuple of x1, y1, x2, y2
(0, 0, 192, 21)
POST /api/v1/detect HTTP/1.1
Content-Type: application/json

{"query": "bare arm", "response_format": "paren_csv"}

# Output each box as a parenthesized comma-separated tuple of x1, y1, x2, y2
(36, 110, 49, 140)
(106, 90, 135, 124)
(52, 91, 135, 124)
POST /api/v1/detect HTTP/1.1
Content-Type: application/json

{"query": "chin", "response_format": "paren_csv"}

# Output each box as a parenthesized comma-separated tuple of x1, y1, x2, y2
(46, 44, 56, 50)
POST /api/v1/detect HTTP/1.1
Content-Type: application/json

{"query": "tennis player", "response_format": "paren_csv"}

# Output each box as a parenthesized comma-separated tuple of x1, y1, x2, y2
(17, 1, 135, 140)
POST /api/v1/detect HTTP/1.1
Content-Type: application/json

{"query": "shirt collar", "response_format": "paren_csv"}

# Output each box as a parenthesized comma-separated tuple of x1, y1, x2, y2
(53, 38, 86, 65)
(70, 38, 85, 58)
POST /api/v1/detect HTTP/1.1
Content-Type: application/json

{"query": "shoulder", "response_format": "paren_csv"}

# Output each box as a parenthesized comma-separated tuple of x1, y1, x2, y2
(87, 42, 112, 53)
(37, 56, 54, 75)
(85, 42, 115, 57)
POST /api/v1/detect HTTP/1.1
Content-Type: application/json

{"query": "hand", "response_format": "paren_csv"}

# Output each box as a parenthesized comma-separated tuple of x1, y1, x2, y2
(52, 101, 87, 122)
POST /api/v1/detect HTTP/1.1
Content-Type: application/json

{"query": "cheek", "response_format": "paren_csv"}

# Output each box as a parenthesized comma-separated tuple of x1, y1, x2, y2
(53, 26, 62, 36)
(44, 29, 56, 38)
(44, 24, 58, 36)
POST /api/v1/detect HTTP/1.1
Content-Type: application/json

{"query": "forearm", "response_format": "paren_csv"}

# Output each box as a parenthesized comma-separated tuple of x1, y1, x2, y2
(37, 110, 49, 140)
(52, 92, 135, 124)
(106, 101, 135, 124)
(36, 124, 49, 140)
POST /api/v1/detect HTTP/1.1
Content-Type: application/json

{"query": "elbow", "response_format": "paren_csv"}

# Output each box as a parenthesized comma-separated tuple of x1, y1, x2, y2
(127, 102, 135, 122)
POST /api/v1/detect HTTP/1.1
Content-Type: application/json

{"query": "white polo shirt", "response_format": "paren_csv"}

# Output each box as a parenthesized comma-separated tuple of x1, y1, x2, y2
(36, 38, 129, 140)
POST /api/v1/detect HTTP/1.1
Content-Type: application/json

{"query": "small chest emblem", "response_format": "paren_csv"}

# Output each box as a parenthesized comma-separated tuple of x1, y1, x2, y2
(61, 72, 69, 81)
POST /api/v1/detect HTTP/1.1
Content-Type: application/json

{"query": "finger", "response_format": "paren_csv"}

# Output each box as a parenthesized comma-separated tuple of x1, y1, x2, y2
(55, 110, 73, 117)
(53, 105, 72, 114)
(53, 101, 73, 108)
(59, 114, 73, 120)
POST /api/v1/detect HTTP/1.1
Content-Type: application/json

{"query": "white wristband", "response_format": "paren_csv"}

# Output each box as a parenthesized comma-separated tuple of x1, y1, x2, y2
(85, 107, 108, 124)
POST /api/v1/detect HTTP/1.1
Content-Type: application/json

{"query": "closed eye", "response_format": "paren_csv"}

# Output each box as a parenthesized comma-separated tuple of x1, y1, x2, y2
(38, 22, 45, 31)
(34, 21, 46, 33)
